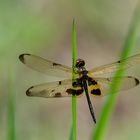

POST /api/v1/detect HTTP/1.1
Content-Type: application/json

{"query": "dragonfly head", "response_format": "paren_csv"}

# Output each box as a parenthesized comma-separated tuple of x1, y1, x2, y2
(76, 59, 85, 68)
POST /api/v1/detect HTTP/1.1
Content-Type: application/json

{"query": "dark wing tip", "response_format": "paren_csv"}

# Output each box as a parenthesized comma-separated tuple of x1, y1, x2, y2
(19, 54, 31, 63)
(26, 86, 34, 96)
(135, 78, 140, 86)
(127, 76, 140, 86)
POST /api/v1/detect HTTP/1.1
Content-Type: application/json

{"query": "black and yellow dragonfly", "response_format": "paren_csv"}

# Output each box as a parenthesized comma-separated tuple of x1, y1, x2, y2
(19, 54, 140, 123)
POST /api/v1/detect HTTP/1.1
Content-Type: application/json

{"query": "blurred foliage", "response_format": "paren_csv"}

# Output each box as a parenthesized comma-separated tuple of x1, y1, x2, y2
(93, 1, 140, 140)
(0, 0, 56, 63)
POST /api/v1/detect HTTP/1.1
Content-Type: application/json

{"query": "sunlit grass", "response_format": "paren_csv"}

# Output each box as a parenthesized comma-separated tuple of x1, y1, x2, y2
(92, 1, 140, 140)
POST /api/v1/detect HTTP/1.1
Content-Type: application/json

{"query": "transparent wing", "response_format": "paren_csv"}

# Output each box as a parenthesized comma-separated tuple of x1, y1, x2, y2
(88, 54, 140, 76)
(19, 54, 72, 78)
(26, 79, 83, 98)
(89, 76, 140, 97)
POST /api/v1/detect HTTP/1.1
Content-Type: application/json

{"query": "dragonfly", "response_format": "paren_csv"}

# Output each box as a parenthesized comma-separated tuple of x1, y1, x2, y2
(19, 53, 140, 123)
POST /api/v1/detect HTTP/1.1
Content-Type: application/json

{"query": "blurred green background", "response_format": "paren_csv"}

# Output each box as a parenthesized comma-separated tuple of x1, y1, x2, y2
(0, 0, 140, 140)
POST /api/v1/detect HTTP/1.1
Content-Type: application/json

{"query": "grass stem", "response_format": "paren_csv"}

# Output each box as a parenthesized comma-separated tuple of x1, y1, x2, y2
(70, 18, 77, 140)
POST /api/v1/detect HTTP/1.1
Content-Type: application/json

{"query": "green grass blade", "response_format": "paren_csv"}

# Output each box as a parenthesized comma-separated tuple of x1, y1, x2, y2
(69, 126, 74, 140)
(92, 2, 140, 140)
(72, 18, 77, 74)
(7, 67, 16, 140)
(69, 18, 77, 140)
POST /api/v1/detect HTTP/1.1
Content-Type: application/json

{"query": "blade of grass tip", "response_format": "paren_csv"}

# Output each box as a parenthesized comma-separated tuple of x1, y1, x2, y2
(7, 66, 16, 140)
(69, 18, 77, 140)
(92, 2, 140, 140)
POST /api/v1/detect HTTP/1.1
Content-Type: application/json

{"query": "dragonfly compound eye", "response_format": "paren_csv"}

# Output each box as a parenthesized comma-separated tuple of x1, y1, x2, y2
(76, 59, 85, 68)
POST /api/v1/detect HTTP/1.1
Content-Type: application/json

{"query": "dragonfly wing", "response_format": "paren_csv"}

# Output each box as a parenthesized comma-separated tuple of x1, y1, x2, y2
(19, 54, 72, 78)
(89, 54, 140, 76)
(89, 76, 140, 97)
(26, 79, 83, 98)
